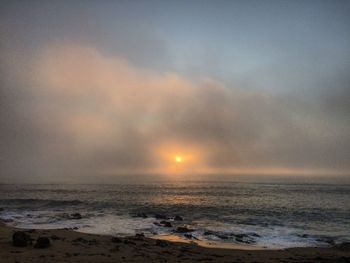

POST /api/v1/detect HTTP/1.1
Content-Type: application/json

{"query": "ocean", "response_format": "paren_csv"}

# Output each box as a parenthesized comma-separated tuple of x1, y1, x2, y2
(0, 182, 349, 249)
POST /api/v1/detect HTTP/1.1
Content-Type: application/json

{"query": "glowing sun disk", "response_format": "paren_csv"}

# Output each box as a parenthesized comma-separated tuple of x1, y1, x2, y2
(175, 156, 183, 163)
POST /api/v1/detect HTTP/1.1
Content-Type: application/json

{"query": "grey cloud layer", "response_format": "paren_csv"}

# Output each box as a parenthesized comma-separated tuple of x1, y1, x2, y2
(0, 44, 349, 182)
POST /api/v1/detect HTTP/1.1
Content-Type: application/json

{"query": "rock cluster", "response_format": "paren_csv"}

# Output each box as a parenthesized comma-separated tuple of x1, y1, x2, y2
(12, 231, 32, 247)
(34, 237, 51, 248)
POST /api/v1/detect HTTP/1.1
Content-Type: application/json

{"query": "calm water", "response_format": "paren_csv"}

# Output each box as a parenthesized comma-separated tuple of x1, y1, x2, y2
(0, 182, 349, 248)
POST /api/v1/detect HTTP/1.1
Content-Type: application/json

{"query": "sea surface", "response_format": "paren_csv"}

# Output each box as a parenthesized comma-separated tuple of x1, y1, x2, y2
(0, 182, 349, 249)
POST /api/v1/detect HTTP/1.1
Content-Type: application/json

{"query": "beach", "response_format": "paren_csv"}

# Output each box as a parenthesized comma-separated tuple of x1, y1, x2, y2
(1, 222, 349, 263)
(1, 183, 349, 249)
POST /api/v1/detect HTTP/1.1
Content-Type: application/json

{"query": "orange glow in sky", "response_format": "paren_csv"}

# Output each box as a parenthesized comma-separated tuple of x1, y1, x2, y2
(153, 142, 205, 175)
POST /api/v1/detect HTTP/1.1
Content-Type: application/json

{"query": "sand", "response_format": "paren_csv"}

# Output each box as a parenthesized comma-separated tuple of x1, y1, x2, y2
(1, 222, 349, 263)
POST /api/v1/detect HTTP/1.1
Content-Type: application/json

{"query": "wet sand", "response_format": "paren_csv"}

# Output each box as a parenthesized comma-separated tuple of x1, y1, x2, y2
(153, 234, 267, 250)
(1, 222, 349, 263)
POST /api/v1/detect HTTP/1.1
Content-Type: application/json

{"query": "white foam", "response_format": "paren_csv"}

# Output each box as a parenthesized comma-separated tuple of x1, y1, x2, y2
(77, 214, 156, 236)
(0, 210, 343, 249)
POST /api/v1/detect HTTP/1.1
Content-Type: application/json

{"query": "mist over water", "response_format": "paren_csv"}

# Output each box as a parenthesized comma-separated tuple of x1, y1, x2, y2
(1, 181, 349, 249)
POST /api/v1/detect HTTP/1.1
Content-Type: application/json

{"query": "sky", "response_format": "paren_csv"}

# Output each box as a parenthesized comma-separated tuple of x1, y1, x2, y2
(0, 0, 349, 183)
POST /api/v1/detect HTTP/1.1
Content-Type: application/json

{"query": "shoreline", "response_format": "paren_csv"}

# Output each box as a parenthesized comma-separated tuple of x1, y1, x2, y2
(1, 222, 349, 262)
(151, 234, 268, 250)
(2, 221, 318, 251)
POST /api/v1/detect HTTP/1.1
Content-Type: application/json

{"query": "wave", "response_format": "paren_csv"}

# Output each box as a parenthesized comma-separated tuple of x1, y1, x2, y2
(0, 198, 84, 208)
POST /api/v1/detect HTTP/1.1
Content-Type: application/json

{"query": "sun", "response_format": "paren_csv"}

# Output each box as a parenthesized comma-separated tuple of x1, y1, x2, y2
(175, 156, 183, 163)
(153, 142, 205, 175)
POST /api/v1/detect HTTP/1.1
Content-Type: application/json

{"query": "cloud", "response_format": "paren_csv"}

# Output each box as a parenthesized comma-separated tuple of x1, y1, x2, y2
(0, 43, 349, 182)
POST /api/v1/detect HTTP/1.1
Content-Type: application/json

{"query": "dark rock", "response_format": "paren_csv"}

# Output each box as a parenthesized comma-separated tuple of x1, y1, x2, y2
(153, 221, 161, 226)
(234, 234, 255, 244)
(70, 213, 82, 219)
(175, 226, 194, 233)
(203, 230, 215, 236)
(216, 234, 229, 240)
(316, 237, 335, 246)
(111, 236, 122, 243)
(34, 237, 51, 248)
(184, 234, 193, 239)
(160, 220, 172, 227)
(250, 233, 261, 237)
(135, 212, 148, 218)
(156, 239, 169, 247)
(325, 238, 336, 246)
(50, 235, 60, 240)
(235, 234, 247, 238)
(135, 233, 145, 239)
(12, 231, 32, 247)
(155, 214, 167, 219)
(235, 236, 243, 242)
(174, 215, 183, 221)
